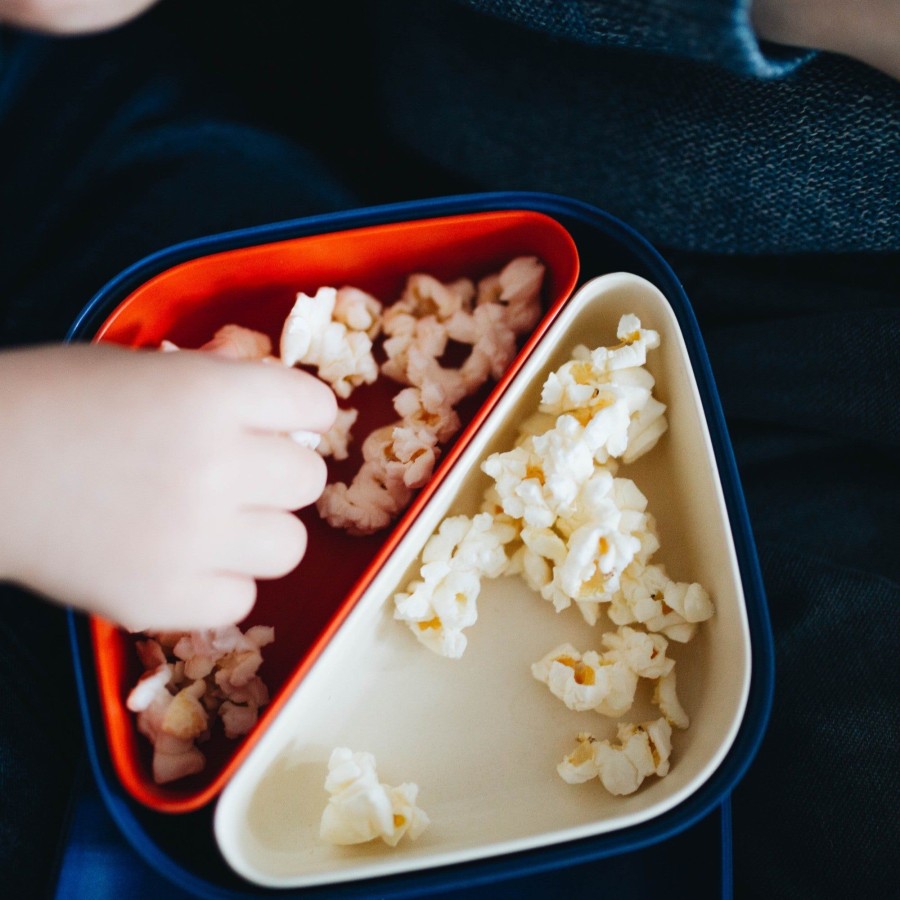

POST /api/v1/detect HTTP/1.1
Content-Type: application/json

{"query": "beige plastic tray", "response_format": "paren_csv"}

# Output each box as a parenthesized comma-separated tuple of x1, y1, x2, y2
(213, 272, 752, 889)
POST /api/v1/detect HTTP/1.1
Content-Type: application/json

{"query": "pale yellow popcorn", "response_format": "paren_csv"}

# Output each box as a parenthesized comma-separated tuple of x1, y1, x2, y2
(610, 562, 714, 643)
(394, 513, 515, 657)
(320, 748, 430, 847)
(531, 643, 639, 717)
(557, 718, 673, 795)
(601, 625, 675, 680)
(653, 670, 690, 730)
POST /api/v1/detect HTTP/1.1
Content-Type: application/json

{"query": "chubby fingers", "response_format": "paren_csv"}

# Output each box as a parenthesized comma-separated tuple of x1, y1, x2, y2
(215, 510, 309, 581)
(228, 359, 338, 436)
(237, 433, 328, 511)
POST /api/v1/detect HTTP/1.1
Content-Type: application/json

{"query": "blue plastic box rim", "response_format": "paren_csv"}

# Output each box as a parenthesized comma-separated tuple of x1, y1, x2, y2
(65, 190, 774, 899)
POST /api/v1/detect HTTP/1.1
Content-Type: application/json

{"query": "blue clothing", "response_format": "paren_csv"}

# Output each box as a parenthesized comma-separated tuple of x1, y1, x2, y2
(368, 0, 899, 253)
(0, 2, 897, 898)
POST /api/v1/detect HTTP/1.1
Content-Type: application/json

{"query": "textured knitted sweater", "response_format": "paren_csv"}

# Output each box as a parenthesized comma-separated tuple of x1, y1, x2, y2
(369, 0, 899, 253)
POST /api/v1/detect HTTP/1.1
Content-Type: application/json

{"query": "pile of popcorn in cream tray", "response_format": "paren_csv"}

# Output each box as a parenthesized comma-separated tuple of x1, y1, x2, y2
(124, 255, 714, 849)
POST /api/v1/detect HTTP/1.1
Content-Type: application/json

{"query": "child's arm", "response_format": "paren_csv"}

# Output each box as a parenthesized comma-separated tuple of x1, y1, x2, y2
(0, 0, 161, 34)
(0, 343, 336, 632)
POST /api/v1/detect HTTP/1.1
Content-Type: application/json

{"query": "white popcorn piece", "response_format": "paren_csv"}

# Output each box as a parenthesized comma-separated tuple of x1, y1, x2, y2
(290, 429, 322, 451)
(317, 462, 412, 536)
(200, 324, 273, 360)
(333, 286, 383, 339)
(129, 625, 274, 784)
(315, 407, 359, 461)
(623, 395, 668, 464)
(601, 625, 675, 680)
(557, 718, 673, 795)
(610, 563, 714, 642)
(320, 748, 429, 847)
(387, 272, 474, 324)
(394, 513, 514, 658)
(531, 643, 639, 717)
(653, 670, 690, 730)
(478, 255, 545, 334)
(280, 287, 379, 398)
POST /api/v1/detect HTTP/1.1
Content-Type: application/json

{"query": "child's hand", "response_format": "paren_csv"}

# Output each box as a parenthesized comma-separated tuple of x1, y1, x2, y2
(0, 343, 337, 631)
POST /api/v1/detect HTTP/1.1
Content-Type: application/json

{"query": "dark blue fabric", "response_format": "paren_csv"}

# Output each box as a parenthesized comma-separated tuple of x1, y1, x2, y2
(453, 0, 813, 76)
(369, 0, 899, 254)
(1, 2, 898, 898)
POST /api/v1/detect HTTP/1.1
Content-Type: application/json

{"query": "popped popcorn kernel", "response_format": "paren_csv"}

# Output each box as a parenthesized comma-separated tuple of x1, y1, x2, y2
(127, 624, 274, 784)
(393, 513, 513, 657)
(320, 748, 429, 847)
(653, 670, 690, 730)
(557, 718, 673, 795)
(280, 286, 380, 398)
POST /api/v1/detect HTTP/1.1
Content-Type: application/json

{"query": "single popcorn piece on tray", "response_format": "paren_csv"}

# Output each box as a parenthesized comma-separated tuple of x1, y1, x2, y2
(199, 324, 273, 359)
(609, 562, 715, 643)
(532, 628, 678, 718)
(557, 718, 673, 795)
(393, 513, 516, 658)
(320, 748, 429, 847)
(531, 642, 639, 717)
(127, 624, 274, 784)
(333, 286, 383, 339)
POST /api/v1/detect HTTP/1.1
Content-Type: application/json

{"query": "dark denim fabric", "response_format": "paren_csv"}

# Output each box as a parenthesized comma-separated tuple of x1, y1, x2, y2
(1, 3, 898, 898)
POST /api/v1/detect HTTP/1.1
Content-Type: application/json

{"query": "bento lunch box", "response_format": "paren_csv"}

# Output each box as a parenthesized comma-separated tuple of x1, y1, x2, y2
(67, 191, 773, 897)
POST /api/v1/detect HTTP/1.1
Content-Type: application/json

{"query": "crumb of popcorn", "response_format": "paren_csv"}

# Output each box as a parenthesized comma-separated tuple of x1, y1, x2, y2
(320, 748, 429, 847)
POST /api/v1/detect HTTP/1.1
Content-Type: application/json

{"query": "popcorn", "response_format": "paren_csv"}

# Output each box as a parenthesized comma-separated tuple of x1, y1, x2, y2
(531, 643, 638, 717)
(280, 286, 379, 398)
(475, 255, 545, 334)
(127, 624, 274, 783)
(557, 719, 673, 795)
(317, 258, 545, 535)
(290, 429, 322, 451)
(199, 324, 273, 360)
(601, 626, 674, 680)
(609, 562, 714, 643)
(539, 314, 667, 464)
(320, 748, 429, 847)
(653, 670, 690, 730)
(315, 407, 359, 460)
(333, 286, 383, 339)
(159, 324, 274, 360)
(393, 513, 515, 658)
(317, 463, 412, 536)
